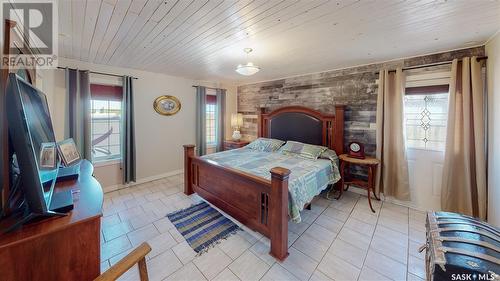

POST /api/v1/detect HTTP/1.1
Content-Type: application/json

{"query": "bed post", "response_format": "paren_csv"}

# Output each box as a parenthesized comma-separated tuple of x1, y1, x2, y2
(258, 107, 266, 138)
(334, 105, 345, 154)
(269, 167, 290, 261)
(183, 145, 195, 195)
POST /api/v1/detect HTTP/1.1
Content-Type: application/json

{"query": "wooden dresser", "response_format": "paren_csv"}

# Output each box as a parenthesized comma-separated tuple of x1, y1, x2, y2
(0, 160, 103, 281)
(223, 140, 250, 151)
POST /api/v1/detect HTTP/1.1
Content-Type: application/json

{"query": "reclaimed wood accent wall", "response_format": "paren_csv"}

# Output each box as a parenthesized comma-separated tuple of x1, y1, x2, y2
(237, 47, 484, 179)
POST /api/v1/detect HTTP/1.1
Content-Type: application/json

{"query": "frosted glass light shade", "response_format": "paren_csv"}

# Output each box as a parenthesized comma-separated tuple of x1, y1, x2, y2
(235, 62, 260, 76)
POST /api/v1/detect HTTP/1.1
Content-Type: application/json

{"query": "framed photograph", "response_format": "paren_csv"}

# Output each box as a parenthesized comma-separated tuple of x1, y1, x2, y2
(57, 138, 81, 166)
(153, 95, 181, 116)
(39, 142, 57, 170)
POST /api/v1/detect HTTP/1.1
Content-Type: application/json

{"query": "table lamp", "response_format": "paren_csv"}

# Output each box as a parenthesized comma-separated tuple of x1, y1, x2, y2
(231, 113, 244, 141)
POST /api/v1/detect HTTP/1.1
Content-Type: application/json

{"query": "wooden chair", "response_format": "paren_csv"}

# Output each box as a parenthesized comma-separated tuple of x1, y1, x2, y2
(95, 243, 152, 281)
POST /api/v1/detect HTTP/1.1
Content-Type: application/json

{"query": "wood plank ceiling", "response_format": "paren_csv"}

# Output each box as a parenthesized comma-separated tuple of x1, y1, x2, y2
(58, 0, 500, 82)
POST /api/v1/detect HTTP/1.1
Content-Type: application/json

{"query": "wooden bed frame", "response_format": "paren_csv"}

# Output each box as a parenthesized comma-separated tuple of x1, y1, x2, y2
(183, 105, 345, 260)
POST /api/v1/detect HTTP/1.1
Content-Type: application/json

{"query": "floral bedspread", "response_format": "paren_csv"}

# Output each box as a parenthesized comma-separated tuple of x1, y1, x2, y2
(201, 148, 340, 223)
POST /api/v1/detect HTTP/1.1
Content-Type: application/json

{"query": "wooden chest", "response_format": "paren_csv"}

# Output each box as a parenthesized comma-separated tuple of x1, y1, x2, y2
(425, 212, 500, 281)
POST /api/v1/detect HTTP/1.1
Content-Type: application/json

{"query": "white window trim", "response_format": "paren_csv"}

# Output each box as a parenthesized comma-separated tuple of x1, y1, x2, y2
(90, 73, 122, 86)
(404, 70, 450, 152)
(375, 69, 451, 85)
(205, 99, 217, 146)
(90, 84, 123, 165)
(406, 70, 451, 88)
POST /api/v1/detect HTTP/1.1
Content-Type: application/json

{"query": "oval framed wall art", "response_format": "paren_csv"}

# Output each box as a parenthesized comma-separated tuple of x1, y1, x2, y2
(153, 95, 181, 116)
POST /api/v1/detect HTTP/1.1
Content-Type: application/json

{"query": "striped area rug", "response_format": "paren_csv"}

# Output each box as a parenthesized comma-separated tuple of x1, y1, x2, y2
(166, 201, 240, 253)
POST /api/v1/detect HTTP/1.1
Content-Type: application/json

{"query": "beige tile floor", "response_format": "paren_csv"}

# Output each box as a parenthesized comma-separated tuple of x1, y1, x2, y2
(100, 174, 427, 281)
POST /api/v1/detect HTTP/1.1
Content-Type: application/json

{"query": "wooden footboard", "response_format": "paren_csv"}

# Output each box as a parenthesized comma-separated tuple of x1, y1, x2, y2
(183, 145, 290, 260)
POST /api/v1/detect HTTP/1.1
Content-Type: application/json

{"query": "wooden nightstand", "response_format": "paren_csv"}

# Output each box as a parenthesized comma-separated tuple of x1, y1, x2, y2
(223, 140, 250, 151)
(334, 154, 381, 213)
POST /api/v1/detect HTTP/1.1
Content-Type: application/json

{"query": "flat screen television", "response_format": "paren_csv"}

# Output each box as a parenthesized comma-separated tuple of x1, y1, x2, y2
(5, 73, 61, 221)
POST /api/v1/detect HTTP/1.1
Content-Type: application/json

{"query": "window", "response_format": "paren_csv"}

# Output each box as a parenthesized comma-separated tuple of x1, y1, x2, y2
(90, 84, 122, 162)
(206, 95, 217, 145)
(404, 86, 448, 151)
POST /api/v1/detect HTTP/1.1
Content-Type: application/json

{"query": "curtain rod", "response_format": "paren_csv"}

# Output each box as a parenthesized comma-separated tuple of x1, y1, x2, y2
(192, 85, 226, 91)
(376, 56, 488, 74)
(57, 66, 138, 79)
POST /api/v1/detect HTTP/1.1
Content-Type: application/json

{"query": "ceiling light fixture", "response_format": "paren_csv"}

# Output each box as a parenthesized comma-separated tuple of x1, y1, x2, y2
(236, 48, 260, 76)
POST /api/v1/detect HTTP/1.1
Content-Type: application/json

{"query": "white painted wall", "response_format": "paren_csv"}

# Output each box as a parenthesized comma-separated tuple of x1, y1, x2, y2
(37, 58, 237, 188)
(486, 32, 500, 227)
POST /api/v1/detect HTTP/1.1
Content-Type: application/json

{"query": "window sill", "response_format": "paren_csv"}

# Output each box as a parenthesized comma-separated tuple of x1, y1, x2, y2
(92, 159, 121, 168)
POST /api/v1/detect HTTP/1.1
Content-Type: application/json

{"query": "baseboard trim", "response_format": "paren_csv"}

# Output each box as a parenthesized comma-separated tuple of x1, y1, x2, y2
(346, 185, 426, 212)
(102, 169, 184, 194)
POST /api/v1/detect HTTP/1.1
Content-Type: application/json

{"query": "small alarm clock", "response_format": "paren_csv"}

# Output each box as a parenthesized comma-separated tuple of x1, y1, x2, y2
(348, 141, 365, 159)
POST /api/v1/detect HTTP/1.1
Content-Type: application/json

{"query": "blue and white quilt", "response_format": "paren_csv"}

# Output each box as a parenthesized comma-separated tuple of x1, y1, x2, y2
(201, 148, 340, 223)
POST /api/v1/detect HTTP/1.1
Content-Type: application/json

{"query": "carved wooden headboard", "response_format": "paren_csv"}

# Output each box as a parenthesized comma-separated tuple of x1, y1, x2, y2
(258, 106, 345, 155)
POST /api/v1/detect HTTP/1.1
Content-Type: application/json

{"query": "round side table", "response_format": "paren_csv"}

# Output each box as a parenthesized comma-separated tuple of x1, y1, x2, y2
(337, 154, 381, 213)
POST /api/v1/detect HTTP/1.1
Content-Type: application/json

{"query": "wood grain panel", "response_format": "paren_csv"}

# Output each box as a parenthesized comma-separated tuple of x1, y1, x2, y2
(80, 0, 102, 61)
(0, 219, 100, 281)
(0, 160, 103, 281)
(88, 1, 115, 62)
(58, 0, 72, 58)
(138, 0, 227, 67)
(70, 0, 87, 60)
(150, 0, 289, 66)
(108, 0, 165, 64)
(166, 0, 338, 67)
(197, 160, 263, 219)
(57, 1, 499, 81)
(188, 156, 273, 236)
(94, 0, 132, 62)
